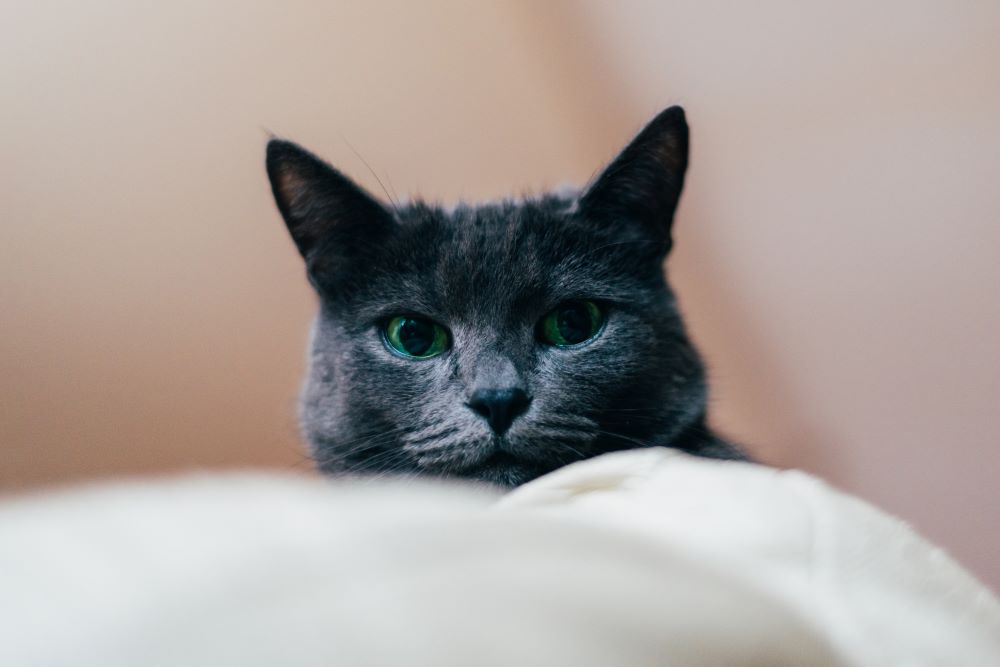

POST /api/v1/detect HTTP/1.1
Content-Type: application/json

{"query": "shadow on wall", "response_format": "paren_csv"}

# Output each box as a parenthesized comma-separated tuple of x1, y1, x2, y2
(675, 210, 841, 478)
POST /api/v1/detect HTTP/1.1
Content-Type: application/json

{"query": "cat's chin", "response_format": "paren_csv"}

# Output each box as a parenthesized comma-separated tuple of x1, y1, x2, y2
(455, 451, 547, 489)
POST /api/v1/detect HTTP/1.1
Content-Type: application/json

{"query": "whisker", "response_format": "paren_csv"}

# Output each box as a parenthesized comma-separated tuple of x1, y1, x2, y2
(594, 428, 653, 450)
(347, 445, 413, 472)
(535, 416, 598, 430)
(347, 448, 398, 470)
(403, 427, 461, 449)
(309, 426, 412, 467)
(545, 438, 587, 460)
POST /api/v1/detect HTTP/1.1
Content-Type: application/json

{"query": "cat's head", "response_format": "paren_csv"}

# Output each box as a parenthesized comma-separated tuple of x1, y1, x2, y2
(267, 107, 712, 487)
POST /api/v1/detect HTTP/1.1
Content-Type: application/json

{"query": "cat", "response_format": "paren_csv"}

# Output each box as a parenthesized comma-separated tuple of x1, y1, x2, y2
(266, 106, 747, 487)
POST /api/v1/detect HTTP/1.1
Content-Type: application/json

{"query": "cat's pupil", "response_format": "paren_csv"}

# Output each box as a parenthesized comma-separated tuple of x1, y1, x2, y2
(557, 304, 592, 344)
(398, 318, 434, 356)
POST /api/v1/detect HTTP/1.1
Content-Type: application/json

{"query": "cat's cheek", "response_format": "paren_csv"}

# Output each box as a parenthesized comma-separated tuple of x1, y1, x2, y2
(368, 353, 457, 410)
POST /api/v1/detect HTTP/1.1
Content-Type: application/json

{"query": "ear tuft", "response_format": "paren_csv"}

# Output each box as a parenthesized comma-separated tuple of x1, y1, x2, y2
(579, 106, 690, 255)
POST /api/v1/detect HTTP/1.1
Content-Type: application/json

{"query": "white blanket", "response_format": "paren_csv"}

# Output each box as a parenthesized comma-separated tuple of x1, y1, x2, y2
(1, 449, 997, 666)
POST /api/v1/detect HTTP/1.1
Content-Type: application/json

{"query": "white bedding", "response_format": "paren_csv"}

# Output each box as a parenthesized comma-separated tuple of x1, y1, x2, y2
(1, 449, 997, 666)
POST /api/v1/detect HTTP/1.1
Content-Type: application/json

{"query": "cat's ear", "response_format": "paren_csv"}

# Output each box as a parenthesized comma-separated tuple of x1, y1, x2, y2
(266, 139, 394, 276)
(579, 106, 689, 255)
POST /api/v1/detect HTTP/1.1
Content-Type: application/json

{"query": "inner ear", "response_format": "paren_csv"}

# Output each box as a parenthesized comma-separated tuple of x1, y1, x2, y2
(579, 106, 689, 255)
(266, 139, 395, 262)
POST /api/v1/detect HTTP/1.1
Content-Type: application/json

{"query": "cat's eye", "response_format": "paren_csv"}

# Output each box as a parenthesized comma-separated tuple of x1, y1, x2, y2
(538, 300, 605, 348)
(383, 316, 450, 359)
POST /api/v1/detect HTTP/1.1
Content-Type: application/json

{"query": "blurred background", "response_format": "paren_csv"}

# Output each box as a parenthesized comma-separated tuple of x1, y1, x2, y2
(2, 1, 998, 587)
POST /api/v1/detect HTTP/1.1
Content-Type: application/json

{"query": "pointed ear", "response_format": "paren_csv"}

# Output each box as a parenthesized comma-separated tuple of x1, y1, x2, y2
(579, 106, 689, 255)
(266, 139, 394, 277)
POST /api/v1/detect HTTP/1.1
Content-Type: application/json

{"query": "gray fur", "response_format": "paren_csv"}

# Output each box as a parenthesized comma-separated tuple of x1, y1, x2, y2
(267, 107, 746, 487)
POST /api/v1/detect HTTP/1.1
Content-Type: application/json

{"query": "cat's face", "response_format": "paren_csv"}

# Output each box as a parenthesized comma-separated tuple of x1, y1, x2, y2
(268, 107, 711, 487)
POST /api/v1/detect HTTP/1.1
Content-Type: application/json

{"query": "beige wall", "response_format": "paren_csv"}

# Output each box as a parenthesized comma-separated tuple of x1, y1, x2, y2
(2, 1, 998, 587)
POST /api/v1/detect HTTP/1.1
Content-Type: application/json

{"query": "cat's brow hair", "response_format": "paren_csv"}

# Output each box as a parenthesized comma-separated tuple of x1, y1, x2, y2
(344, 201, 661, 323)
(340, 136, 401, 214)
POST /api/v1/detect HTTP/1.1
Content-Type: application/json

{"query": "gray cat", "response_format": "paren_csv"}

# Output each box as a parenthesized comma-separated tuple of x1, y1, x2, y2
(266, 106, 746, 487)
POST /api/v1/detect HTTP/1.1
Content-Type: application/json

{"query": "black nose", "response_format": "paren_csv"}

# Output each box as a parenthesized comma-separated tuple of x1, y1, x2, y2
(466, 388, 532, 435)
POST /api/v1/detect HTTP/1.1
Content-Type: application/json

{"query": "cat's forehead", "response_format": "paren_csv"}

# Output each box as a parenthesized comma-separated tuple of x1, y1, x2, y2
(355, 196, 634, 322)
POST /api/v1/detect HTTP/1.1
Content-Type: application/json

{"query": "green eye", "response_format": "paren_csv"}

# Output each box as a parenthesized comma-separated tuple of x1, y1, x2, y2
(539, 300, 605, 348)
(383, 316, 449, 359)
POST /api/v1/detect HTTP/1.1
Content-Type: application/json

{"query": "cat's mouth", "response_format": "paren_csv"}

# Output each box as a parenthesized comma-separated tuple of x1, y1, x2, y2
(477, 450, 518, 469)
(454, 450, 548, 488)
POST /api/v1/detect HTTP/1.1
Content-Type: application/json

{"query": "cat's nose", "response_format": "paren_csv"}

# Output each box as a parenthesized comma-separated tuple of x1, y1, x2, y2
(466, 387, 532, 435)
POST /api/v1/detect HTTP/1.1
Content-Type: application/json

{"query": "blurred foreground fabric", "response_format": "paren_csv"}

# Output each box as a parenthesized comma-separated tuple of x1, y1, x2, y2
(1, 450, 997, 666)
